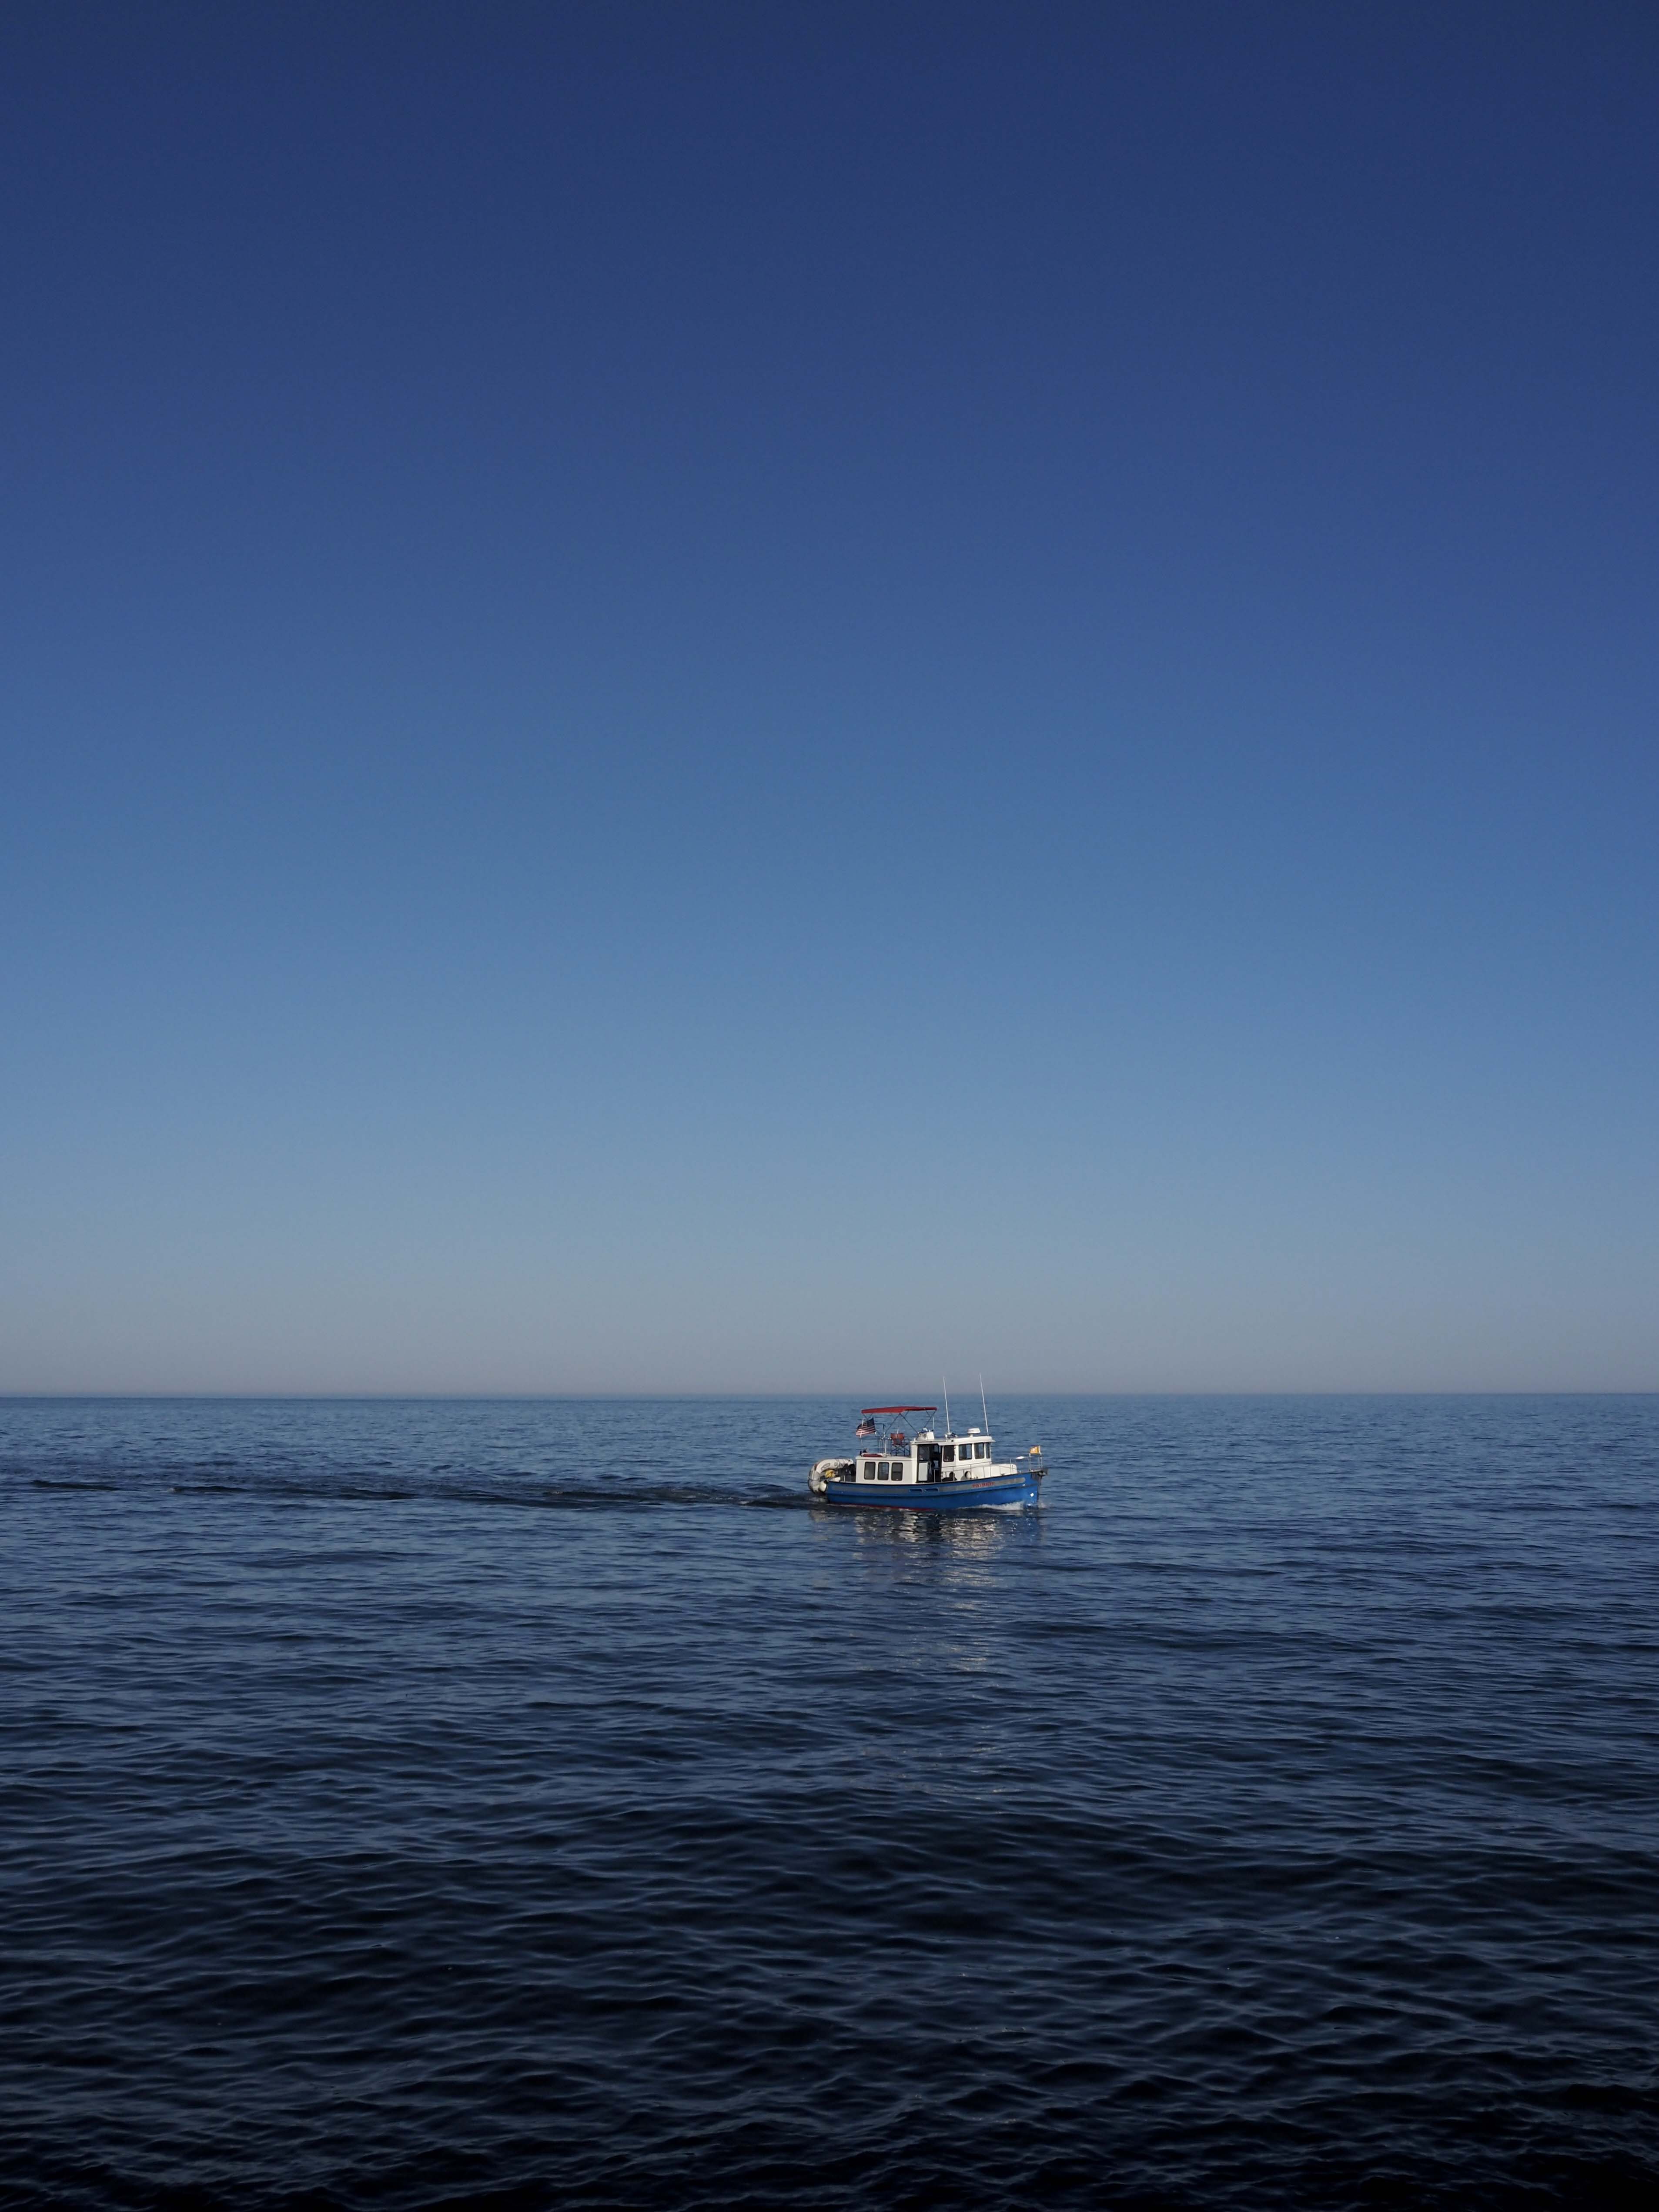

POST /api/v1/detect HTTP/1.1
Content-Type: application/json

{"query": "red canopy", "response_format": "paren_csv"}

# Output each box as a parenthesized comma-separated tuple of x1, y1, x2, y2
(860, 1405, 937, 1417)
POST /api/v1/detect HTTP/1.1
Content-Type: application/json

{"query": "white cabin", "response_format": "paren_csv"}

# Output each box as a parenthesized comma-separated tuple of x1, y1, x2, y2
(846, 1425, 1017, 1488)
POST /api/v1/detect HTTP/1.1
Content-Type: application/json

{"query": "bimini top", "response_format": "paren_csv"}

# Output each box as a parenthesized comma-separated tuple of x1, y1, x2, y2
(860, 1405, 937, 1418)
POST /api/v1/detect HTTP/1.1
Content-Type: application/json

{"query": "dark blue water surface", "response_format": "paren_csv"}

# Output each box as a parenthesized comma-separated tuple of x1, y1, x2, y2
(3, 1395, 1656, 2210)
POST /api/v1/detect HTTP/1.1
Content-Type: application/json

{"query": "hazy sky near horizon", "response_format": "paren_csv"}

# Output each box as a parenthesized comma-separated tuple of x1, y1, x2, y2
(4, 2, 1656, 1394)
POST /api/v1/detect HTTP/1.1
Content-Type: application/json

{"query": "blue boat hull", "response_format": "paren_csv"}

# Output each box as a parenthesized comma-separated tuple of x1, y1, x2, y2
(819, 1470, 1044, 1510)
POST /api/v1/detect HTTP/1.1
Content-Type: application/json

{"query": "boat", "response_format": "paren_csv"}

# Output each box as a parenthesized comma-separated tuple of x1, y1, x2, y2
(809, 1403, 1046, 1509)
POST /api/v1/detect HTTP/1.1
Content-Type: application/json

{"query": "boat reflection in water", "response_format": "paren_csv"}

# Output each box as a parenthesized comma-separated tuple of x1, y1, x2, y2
(835, 1503, 1044, 1555)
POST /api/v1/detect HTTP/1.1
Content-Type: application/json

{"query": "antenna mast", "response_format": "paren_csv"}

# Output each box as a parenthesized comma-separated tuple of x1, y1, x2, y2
(942, 1376, 951, 1436)
(979, 1372, 989, 1431)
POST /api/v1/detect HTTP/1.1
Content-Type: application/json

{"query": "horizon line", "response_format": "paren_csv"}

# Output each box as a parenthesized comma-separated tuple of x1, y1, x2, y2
(3, 1388, 1656, 1403)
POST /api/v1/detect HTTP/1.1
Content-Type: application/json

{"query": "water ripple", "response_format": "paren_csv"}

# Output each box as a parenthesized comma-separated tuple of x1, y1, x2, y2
(1, 1394, 1656, 2208)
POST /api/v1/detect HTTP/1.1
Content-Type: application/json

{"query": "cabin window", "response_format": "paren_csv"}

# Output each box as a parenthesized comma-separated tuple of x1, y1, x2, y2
(942, 1444, 954, 1462)
(878, 1462, 889, 1479)
(976, 1442, 988, 1459)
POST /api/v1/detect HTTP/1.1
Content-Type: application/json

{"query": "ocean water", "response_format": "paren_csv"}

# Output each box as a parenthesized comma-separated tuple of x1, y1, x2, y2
(2, 1394, 1656, 2211)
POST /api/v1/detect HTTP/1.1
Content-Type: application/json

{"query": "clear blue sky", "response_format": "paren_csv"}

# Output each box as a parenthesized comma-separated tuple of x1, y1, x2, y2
(3, 2, 1655, 1392)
